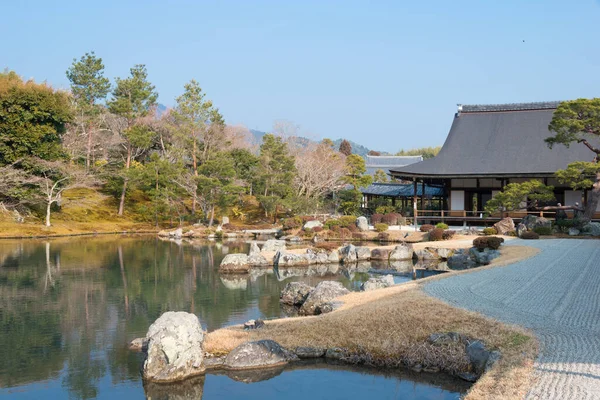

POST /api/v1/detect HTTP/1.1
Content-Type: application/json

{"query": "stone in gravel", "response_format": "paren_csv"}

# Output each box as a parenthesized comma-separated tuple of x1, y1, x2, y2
(295, 347, 326, 358)
(389, 243, 413, 260)
(356, 216, 368, 231)
(370, 248, 391, 261)
(325, 347, 346, 360)
(582, 222, 600, 236)
(223, 340, 298, 370)
(143, 311, 205, 382)
(303, 220, 323, 230)
(360, 275, 394, 291)
(568, 227, 580, 236)
(299, 281, 350, 315)
(249, 242, 261, 256)
(280, 282, 313, 306)
(261, 239, 286, 253)
(219, 254, 250, 273)
(448, 253, 477, 270)
(494, 217, 516, 235)
(355, 246, 371, 261)
(466, 340, 490, 375)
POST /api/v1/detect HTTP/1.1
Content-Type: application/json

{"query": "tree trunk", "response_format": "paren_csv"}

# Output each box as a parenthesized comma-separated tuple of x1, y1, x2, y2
(209, 205, 215, 227)
(118, 145, 132, 216)
(86, 127, 92, 172)
(583, 172, 600, 222)
(45, 201, 52, 227)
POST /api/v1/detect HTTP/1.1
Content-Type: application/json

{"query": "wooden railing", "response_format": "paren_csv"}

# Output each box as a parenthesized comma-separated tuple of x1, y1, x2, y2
(409, 209, 564, 225)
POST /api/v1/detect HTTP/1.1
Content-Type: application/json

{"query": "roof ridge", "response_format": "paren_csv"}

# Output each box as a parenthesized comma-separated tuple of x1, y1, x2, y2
(459, 101, 563, 113)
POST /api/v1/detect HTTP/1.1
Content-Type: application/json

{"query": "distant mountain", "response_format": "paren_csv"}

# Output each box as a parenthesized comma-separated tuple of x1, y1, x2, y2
(249, 129, 380, 157)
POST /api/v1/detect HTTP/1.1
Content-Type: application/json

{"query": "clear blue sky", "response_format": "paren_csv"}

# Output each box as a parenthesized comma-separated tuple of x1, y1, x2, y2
(2, 0, 600, 151)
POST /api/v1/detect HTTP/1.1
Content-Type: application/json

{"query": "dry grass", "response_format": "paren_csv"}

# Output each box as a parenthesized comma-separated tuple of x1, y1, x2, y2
(206, 245, 540, 399)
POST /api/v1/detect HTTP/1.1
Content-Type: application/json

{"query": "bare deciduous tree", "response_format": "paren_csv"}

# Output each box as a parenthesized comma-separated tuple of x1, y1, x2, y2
(294, 141, 347, 199)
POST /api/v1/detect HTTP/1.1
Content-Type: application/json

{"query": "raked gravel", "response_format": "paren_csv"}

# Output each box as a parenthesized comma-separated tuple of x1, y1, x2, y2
(424, 238, 600, 399)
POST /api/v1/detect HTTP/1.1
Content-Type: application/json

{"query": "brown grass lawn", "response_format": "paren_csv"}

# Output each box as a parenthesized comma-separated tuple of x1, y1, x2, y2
(205, 245, 540, 400)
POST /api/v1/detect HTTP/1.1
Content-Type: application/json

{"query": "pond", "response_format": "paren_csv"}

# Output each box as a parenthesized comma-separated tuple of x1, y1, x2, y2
(0, 236, 469, 399)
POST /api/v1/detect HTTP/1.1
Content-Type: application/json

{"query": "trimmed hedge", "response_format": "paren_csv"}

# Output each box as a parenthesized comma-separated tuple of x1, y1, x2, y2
(473, 236, 504, 250)
(435, 222, 449, 229)
(442, 230, 456, 240)
(482, 227, 498, 236)
(371, 213, 383, 224)
(533, 226, 553, 236)
(375, 223, 389, 232)
(429, 227, 444, 241)
(420, 224, 434, 232)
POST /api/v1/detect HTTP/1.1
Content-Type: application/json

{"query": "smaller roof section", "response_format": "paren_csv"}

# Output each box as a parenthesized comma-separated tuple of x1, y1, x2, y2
(361, 182, 444, 198)
(365, 155, 423, 176)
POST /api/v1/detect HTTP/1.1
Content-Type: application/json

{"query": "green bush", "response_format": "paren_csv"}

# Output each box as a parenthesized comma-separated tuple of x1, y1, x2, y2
(482, 227, 498, 236)
(324, 219, 341, 229)
(374, 223, 389, 232)
(554, 219, 578, 233)
(282, 216, 303, 230)
(533, 226, 553, 236)
(429, 227, 444, 241)
(506, 230, 517, 237)
(420, 224, 434, 232)
(435, 222, 449, 229)
(338, 215, 357, 228)
(214, 230, 223, 239)
(520, 231, 539, 240)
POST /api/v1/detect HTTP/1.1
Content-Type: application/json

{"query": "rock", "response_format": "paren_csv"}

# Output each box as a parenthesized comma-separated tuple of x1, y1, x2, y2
(287, 236, 303, 243)
(493, 217, 515, 235)
(355, 246, 371, 261)
(457, 227, 480, 236)
(143, 311, 205, 382)
(224, 366, 285, 383)
(280, 282, 314, 306)
(223, 340, 298, 370)
(414, 247, 441, 260)
(582, 222, 600, 236)
(248, 242, 261, 256)
(428, 332, 463, 346)
(128, 337, 148, 352)
(448, 252, 477, 270)
(274, 251, 311, 267)
(303, 220, 323, 230)
(568, 227, 580, 236)
(168, 228, 183, 239)
(360, 275, 394, 291)
(299, 281, 350, 315)
(356, 216, 368, 231)
(315, 301, 343, 314)
(389, 243, 413, 260)
(389, 260, 414, 272)
(370, 248, 390, 261)
(469, 247, 500, 265)
(327, 249, 340, 263)
(248, 253, 270, 267)
(340, 244, 357, 264)
(516, 222, 528, 237)
(204, 356, 226, 369)
(458, 372, 479, 382)
(325, 347, 346, 360)
(466, 340, 490, 375)
(521, 215, 551, 231)
(158, 230, 169, 237)
(261, 239, 286, 253)
(222, 216, 230, 225)
(220, 276, 248, 290)
(485, 350, 501, 373)
(294, 347, 326, 359)
(219, 254, 250, 273)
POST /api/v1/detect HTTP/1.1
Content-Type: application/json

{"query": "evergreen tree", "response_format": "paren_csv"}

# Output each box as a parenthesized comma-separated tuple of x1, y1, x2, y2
(339, 139, 352, 156)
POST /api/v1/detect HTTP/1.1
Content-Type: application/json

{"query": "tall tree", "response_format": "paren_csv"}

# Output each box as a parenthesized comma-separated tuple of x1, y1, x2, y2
(294, 141, 346, 200)
(547, 99, 600, 221)
(339, 154, 372, 215)
(256, 134, 296, 219)
(66, 52, 111, 171)
(373, 169, 388, 183)
(0, 71, 72, 166)
(107, 65, 158, 216)
(339, 139, 352, 156)
(484, 180, 555, 216)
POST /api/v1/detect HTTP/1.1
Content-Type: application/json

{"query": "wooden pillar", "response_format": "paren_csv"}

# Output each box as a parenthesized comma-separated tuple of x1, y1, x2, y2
(413, 179, 418, 230)
(421, 181, 425, 216)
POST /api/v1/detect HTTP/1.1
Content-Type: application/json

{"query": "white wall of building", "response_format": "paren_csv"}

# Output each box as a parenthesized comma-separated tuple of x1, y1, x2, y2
(450, 190, 465, 211)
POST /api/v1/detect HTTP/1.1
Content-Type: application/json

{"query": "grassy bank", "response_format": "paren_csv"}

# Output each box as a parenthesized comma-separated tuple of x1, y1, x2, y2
(205, 245, 540, 400)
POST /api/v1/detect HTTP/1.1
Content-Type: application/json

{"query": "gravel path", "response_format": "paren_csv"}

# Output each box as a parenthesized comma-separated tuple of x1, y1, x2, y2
(424, 239, 600, 399)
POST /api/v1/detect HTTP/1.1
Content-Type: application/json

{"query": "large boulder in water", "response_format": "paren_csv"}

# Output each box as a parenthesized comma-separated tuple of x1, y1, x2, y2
(280, 282, 314, 306)
(339, 244, 357, 264)
(389, 243, 413, 260)
(360, 275, 394, 291)
(143, 311, 205, 382)
(248, 241, 261, 256)
(299, 281, 350, 315)
(223, 340, 298, 370)
(219, 254, 250, 273)
(261, 239, 286, 253)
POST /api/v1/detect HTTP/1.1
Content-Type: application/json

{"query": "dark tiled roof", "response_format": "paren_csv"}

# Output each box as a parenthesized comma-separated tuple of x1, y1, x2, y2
(391, 102, 598, 178)
(365, 155, 422, 176)
(460, 101, 562, 113)
(361, 183, 444, 197)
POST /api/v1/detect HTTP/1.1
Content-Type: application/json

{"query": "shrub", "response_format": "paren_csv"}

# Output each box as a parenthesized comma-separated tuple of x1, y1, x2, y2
(420, 224, 434, 232)
(520, 231, 540, 240)
(378, 232, 390, 241)
(338, 228, 352, 239)
(506, 230, 517, 237)
(214, 230, 223, 239)
(442, 230, 456, 240)
(374, 223, 389, 232)
(339, 215, 358, 228)
(382, 213, 396, 225)
(473, 236, 504, 250)
(555, 219, 577, 233)
(371, 213, 383, 224)
(283, 216, 302, 231)
(533, 226, 553, 236)
(301, 215, 316, 222)
(347, 224, 359, 233)
(482, 227, 498, 236)
(375, 205, 396, 215)
(429, 227, 444, 241)
(324, 219, 341, 230)
(314, 241, 339, 251)
(435, 222, 449, 229)
(352, 232, 367, 240)
(303, 228, 313, 237)
(312, 226, 323, 233)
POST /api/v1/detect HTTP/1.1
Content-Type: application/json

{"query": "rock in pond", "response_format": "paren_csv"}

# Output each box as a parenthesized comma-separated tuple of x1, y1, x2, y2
(356, 216, 369, 231)
(219, 254, 250, 273)
(355, 246, 371, 261)
(261, 239, 287, 253)
(248, 253, 270, 266)
(223, 340, 298, 370)
(248, 241, 261, 256)
(274, 250, 310, 267)
(299, 281, 350, 315)
(360, 274, 394, 291)
(370, 248, 391, 261)
(389, 243, 413, 261)
(340, 244, 357, 264)
(294, 346, 326, 359)
(280, 282, 314, 306)
(143, 311, 205, 382)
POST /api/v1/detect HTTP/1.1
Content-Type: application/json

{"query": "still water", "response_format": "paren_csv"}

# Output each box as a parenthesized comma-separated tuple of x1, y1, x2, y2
(0, 236, 469, 399)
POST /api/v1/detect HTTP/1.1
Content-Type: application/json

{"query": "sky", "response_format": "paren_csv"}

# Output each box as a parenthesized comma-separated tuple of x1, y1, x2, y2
(2, 0, 600, 151)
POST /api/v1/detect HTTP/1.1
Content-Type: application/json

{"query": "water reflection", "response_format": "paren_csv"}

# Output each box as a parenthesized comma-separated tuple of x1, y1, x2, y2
(0, 237, 465, 399)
